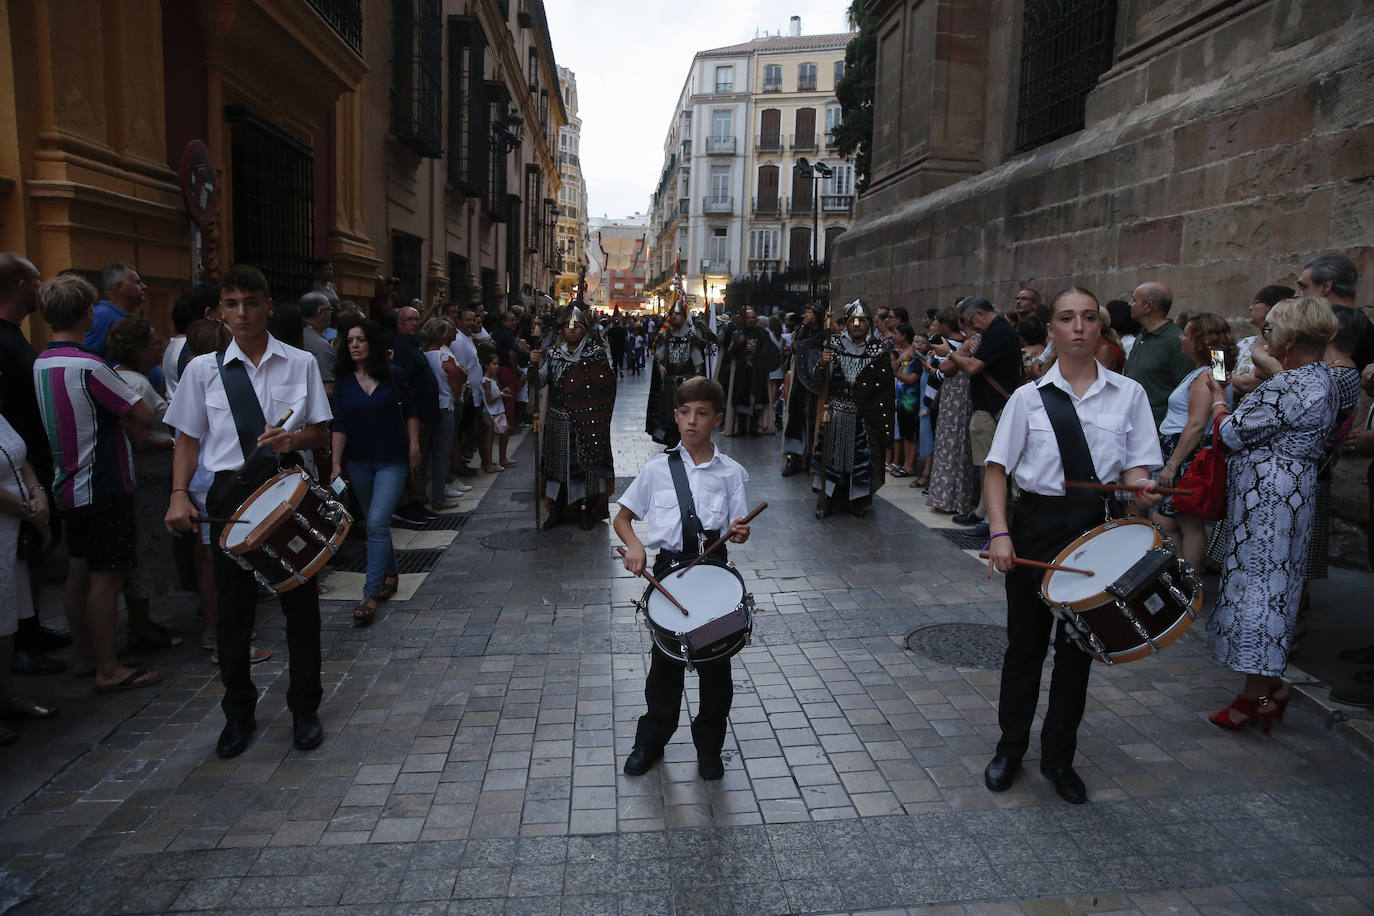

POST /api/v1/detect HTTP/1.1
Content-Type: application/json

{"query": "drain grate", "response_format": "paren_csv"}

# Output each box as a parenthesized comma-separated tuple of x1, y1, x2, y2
(940, 528, 988, 550)
(481, 529, 572, 551)
(330, 547, 447, 574)
(391, 512, 472, 531)
(904, 623, 1007, 669)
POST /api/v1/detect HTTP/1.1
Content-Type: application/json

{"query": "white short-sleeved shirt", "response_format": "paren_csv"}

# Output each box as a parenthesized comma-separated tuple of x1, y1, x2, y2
(985, 362, 1162, 496)
(618, 444, 749, 552)
(164, 334, 332, 474)
(450, 331, 483, 407)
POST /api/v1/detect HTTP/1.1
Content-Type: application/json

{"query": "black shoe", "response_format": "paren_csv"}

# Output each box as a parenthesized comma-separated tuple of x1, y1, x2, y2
(293, 713, 324, 751)
(216, 717, 257, 758)
(984, 754, 1020, 792)
(623, 745, 663, 776)
(697, 754, 724, 781)
(780, 455, 801, 477)
(1337, 645, 1374, 665)
(12, 649, 66, 676)
(1041, 765, 1087, 804)
(970, 522, 990, 539)
(31, 625, 73, 652)
(952, 512, 983, 525)
(578, 505, 595, 531)
(393, 504, 430, 525)
(542, 506, 562, 530)
(848, 502, 867, 518)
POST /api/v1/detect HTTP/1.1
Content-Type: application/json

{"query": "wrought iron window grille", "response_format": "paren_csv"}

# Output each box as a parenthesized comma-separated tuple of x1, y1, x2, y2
(307, 0, 362, 54)
(448, 19, 487, 193)
(390, 0, 443, 158)
(1015, 0, 1117, 152)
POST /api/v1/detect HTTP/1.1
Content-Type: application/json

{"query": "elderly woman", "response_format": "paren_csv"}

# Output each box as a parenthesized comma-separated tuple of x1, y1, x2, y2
(1229, 284, 1295, 399)
(926, 308, 978, 515)
(1205, 297, 1338, 732)
(1156, 313, 1235, 573)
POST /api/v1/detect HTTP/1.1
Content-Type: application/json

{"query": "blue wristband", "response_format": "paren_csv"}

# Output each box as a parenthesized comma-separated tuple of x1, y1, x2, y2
(990, 532, 1010, 539)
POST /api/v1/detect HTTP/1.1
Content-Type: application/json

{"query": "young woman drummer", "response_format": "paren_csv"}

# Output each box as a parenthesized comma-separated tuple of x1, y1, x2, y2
(982, 287, 1163, 804)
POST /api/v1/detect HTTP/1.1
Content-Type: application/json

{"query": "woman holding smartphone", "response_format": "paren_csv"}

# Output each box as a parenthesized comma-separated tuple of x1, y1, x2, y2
(1156, 313, 1235, 573)
(331, 318, 420, 626)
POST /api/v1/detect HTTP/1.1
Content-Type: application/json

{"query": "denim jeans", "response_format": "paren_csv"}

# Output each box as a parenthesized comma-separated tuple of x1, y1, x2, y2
(430, 407, 456, 501)
(347, 460, 407, 596)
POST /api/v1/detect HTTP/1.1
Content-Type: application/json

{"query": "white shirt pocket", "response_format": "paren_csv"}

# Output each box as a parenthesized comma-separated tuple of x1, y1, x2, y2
(269, 384, 308, 426)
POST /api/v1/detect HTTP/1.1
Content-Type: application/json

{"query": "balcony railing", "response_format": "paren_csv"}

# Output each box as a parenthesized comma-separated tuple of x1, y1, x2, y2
(755, 133, 782, 152)
(762, 80, 782, 93)
(825, 129, 841, 148)
(788, 195, 814, 214)
(714, 82, 733, 93)
(700, 258, 731, 274)
(748, 259, 780, 274)
(705, 135, 736, 154)
(308, 0, 362, 53)
(702, 196, 734, 214)
(821, 195, 854, 212)
(753, 196, 780, 215)
(798, 79, 817, 91)
(678, 198, 690, 216)
(790, 133, 818, 151)
(681, 140, 691, 160)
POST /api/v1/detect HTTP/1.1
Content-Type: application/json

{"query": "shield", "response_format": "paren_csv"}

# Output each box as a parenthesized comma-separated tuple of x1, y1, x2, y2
(796, 332, 833, 395)
(561, 359, 617, 427)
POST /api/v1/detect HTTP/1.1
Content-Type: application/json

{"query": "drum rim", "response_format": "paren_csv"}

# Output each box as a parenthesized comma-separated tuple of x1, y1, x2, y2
(1039, 517, 1163, 612)
(219, 469, 309, 554)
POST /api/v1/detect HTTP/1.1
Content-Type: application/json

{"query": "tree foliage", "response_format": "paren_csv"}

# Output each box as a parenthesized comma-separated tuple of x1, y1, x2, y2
(834, 0, 876, 191)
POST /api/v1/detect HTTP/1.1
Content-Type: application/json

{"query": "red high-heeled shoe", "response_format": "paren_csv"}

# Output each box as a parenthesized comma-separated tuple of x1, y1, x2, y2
(1209, 695, 1277, 734)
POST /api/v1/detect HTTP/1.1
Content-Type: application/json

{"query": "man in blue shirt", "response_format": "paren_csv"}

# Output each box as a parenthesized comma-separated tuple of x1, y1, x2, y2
(85, 262, 147, 359)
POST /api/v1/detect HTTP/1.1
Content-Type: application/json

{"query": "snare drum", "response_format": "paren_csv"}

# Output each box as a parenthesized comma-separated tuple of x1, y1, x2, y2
(220, 469, 352, 593)
(637, 561, 754, 667)
(1040, 518, 1202, 665)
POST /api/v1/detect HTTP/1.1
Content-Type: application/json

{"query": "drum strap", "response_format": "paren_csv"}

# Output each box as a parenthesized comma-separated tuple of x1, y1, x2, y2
(216, 351, 269, 467)
(666, 449, 706, 555)
(1038, 384, 1112, 518)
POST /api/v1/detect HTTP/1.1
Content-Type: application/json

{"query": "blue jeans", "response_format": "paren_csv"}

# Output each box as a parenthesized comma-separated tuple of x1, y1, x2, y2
(347, 460, 407, 596)
(430, 407, 456, 501)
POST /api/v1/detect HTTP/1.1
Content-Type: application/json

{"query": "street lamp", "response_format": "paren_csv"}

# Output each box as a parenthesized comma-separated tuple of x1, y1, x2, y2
(796, 157, 833, 307)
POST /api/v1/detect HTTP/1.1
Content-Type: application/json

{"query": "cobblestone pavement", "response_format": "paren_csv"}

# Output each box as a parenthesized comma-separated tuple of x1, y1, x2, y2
(1, 372, 1372, 915)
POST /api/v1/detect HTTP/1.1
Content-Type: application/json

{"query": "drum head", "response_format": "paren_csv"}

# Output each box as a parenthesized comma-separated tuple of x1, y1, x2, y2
(646, 563, 744, 631)
(224, 472, 306, 549)
(1044, 520, 1161, 605)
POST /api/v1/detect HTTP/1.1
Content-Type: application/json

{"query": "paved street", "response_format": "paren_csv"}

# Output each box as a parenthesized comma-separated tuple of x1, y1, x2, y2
(1, 371, 1372, 915)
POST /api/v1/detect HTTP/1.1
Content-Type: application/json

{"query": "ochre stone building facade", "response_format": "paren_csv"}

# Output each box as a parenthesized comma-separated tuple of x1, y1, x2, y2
(832, 0, 1373, 315)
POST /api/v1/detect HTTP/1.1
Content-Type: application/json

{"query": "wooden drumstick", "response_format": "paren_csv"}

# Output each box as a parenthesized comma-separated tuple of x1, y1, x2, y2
(1063, 480, 1193, 497)
(673, 502, 768, 579)
(190, 517, 253, 525)
(273, 408, 294, 428)
(978, 552, 1094, 576)
(617, 547, 691, 616)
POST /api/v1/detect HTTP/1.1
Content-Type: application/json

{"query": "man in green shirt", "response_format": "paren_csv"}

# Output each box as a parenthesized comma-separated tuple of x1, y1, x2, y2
(1123, 281, 1194, 426)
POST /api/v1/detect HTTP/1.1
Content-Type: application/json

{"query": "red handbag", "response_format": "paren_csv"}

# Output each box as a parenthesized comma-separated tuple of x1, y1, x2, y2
(1173, 415, 1227, 520)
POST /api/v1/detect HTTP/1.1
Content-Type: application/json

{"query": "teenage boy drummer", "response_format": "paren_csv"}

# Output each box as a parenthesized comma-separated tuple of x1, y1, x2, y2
(615, 377, 751, 780)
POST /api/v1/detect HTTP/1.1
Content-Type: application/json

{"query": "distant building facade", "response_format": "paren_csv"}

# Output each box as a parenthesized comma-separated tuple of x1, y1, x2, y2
(554, 66, 589, 304)
(647, 18, 856, 316)
(588, 215, 649, 313)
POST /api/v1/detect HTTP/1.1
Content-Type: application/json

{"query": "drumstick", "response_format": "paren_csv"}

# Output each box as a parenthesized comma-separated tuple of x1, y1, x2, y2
(978, 552, 1094, 576)
(189, 516, 254, 525)
(673, 502, 768, 578)
(616, 547, 691, 616)
(1063, 480, 1193, 497)
(272, 408, 294, 428)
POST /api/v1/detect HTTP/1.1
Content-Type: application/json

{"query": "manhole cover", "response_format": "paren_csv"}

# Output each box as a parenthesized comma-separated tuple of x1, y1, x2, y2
(904, 623, 1007, 668)
(481, 529, 572, 551)
(331, 547, 446, 574)
(940, 528, 987, 549)
(391, 512, 472, 531)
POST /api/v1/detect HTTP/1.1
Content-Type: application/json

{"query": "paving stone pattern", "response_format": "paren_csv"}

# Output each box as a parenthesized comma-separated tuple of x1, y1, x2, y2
(1, 373, 1372, 914)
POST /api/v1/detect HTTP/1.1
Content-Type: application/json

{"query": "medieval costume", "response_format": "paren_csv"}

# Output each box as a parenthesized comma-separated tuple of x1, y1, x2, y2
(782, 307, 827, 476)
(532, 304, 616, 530)
(717, 311, 780, 436)
(805, 300, 894, 518)
(645, 303, 709, 447)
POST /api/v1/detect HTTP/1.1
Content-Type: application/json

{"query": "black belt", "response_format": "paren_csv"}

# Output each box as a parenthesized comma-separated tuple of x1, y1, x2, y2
(655, 531, 725, 570)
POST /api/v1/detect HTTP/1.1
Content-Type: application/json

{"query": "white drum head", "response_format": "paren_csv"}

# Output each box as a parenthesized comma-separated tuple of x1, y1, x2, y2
(646, 564, 744, 631)
(225, 474, 302, 548)
(1045, 522, 1159, 604)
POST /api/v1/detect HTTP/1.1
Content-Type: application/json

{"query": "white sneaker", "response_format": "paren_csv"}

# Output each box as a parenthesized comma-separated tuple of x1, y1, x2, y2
(445, 483, 472, 497)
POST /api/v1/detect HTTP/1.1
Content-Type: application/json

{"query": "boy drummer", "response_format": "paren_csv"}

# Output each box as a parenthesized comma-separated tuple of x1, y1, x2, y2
(615, 377, 751, 780)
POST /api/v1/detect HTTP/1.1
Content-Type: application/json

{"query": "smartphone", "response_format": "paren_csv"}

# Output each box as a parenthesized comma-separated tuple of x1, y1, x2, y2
(330, 477, 348, 497)
(1210, 348, 1226, 382)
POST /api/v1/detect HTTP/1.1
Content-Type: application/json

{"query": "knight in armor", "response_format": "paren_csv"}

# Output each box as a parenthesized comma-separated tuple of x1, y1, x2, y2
(717, 308, 780, 436)
(645, 299, 708, 446)
(806, 299, 895, 518)
(530, 302, 616, 530)
(781, 304, 827, 476)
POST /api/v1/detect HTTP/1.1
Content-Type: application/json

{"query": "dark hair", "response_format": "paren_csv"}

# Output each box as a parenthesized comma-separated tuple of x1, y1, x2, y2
(674, 376, 726, 412)
(0, 253, 37, 299)
(313, 258, 333, 272)
(1255, 284, 1295, 309)
(298, 291, 332, 318)
(220, 264, 271, 300)
(186, 318, 229, 357)
(891, 307, 909, 324)
(1105, 298, 1139, 336)
(933, 307, 960, 331)
(1304, 254, 1358, 300)
(336, 317, 393, 381)
(925, 308, 938, 320)
(1330, 305, 1373, 357)
(1181, 313, 1237, 370)
(38, 273, 98, 331)
(894, 321, 915, 344)
(106, 316, 154, 368)
(1017, 316, 1047, 347)
(268, 302, 304, 349)
(1019, 288, 1043, 304)
(477, 342, 499, 366)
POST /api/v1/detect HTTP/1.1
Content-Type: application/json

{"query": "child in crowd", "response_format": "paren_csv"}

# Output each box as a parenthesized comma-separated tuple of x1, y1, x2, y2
(614, 377, 751, 780)
(477, 345, 512, 473)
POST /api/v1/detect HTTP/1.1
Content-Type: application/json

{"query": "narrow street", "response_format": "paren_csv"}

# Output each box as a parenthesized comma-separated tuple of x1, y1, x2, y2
(1, 372, 1371, 914)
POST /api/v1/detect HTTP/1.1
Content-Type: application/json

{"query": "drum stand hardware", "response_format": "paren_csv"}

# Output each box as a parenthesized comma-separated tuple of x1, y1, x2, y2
(230, 552, 276, 593)
(259, 542, 303, 585)
(1050, 601, 1114, 664)
(1159, 567, 1199, 621)
(292, 512, 331, 546)
(1114, 598, 1160, 652)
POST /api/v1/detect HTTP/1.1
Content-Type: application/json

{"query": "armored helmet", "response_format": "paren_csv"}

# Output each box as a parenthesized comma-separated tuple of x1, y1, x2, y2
(842, 298, 872, 325)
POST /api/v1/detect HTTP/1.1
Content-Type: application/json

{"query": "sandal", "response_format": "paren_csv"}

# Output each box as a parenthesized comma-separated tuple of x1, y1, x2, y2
(93, 669, 162, 694)
(890, 468, 911, 478)
(1, 697, 58, 720)
(378, 574, 399, 601)
(353, 597, 378, 628)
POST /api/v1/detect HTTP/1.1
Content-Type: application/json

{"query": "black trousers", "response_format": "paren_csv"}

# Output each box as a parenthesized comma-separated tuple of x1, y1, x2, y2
(209, 476, 323, 724)
(634, 549, 733, 757)
(995, 492, 1105, 771)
